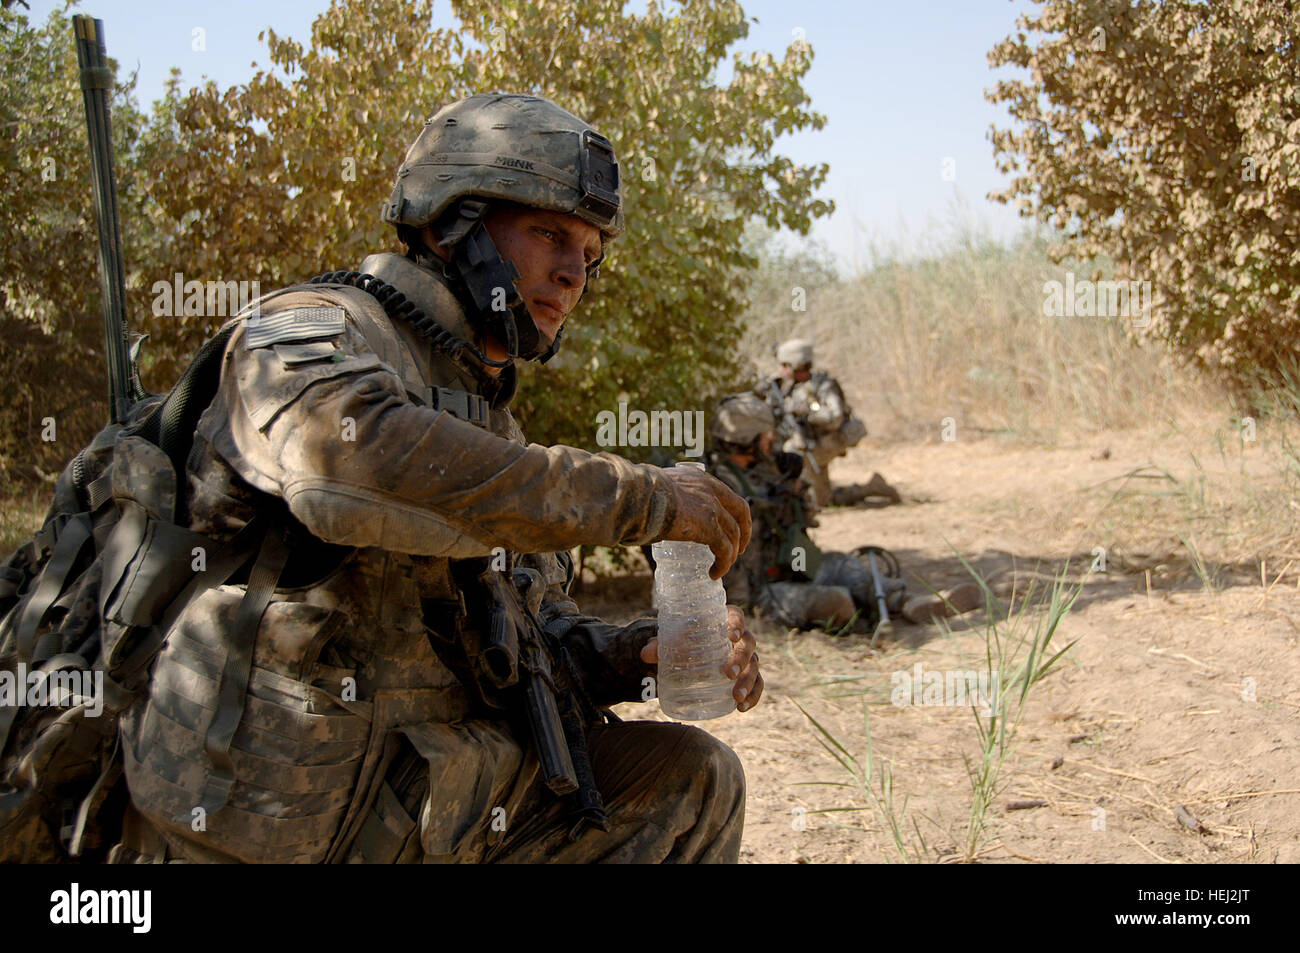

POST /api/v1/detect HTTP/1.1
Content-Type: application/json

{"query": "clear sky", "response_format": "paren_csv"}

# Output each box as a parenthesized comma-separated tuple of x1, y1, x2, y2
(29, 0, 1040, 273)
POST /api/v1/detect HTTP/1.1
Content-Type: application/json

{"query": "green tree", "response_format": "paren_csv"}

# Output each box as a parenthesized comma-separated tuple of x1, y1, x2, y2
(987, 0, 1300, 388)
(5, 0, 829, 479)
(130, 0, 831, 452)
(0, 4, 147, 480)
(127, 0, 459, 395)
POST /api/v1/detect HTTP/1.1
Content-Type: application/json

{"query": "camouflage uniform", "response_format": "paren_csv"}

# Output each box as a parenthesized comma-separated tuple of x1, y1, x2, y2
(765, 339, 868, 509)
(111, 95, 744, 864)
(712, 459, 866, 631)
(707, 395, 856, 631)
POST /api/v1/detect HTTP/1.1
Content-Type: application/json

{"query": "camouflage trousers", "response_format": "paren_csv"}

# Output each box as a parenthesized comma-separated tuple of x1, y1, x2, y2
(758, 581, 856, 630)
(111, 719, 745, 864)
(804, 457, 835, 510)
(756, 551, 882, 631)
(484, 721, 745, 863)
(783, 438, 841, 509)
(804, 460, 883, 510)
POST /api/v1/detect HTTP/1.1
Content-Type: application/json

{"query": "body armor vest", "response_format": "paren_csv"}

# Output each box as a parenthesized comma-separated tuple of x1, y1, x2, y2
(119, 265, 542, 863)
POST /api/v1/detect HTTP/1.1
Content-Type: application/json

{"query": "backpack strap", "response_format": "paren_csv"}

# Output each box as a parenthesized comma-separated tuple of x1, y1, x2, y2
(11, 513, 95, 665)
(0, 646, 99, 761)
(195, 522, 291, 818)
(0, 563, 22, 603)
(67, 735, 123, 858)
(0, 513, 94, 759)
(84, 472, 115, 512)
(156, 324, 237, 472)
(0, 689, 18, 761)
(104, 512, 271, 691)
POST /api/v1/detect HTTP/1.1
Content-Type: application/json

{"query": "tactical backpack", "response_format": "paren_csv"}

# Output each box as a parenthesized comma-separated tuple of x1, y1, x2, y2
(0, 322, 282, 862)
(719, 457, 823, 580)
(810, 372, 867, 458)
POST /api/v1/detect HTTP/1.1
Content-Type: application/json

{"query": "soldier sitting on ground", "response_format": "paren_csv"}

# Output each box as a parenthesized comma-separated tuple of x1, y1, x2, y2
(708, 393, 981, 632)
(764, 337, 901, 511)
(708, 393, 877, 631)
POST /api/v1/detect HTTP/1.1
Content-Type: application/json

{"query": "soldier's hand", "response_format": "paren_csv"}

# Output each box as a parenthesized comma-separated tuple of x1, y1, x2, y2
(639, 606, 763, 712)
(661, 465, 752, 579)
(722, 605, 762, 711)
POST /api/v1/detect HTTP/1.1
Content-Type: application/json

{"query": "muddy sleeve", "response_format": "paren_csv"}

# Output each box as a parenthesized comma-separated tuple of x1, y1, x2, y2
(203, 319, 678, 558)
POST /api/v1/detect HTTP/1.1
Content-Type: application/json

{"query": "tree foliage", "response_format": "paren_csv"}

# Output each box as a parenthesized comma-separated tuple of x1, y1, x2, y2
(454, 0, 831, 446)
(0, 6, 148, 479)
(987, 0, 1300, 388)
(2, 0, 830, 481)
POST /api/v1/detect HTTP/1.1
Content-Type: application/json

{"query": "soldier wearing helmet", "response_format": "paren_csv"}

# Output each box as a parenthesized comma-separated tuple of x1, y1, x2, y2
(710, 391, 781, 463)
(707, 394, 979, 634)
(706, 393, 861, 632)
(765, 337, 898, 510)
(112, 94, 761, 864)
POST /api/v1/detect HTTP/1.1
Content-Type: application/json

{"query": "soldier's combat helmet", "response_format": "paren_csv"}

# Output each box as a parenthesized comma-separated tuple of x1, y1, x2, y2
(776, 338, 814, 368)
(711, 392, 777, 451)
(383, 93, 623, 363)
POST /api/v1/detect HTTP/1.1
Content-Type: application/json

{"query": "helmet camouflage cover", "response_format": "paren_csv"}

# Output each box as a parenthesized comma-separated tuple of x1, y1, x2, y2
(383, 93, 624, 250)
(777, 338, 814, 367)
(712, 392, 777, 446)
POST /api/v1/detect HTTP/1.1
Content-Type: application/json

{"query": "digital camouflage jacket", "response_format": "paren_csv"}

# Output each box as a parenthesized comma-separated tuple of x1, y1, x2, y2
(117, 252, 673, 863)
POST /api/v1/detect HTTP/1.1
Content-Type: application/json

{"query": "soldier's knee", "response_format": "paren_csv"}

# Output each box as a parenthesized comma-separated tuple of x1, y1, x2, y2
(802, 585, 855, 628)
(675, 725, 746, 802)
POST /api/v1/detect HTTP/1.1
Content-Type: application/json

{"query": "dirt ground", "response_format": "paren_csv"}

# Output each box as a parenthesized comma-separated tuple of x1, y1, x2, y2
(585, 432, 1300, 864)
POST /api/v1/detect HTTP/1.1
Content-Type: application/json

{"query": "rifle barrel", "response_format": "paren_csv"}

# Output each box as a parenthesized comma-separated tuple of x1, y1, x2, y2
(73, 15, 132, 425)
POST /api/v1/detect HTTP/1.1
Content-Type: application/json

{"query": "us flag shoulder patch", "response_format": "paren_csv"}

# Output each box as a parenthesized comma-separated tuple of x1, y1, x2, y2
(244, 306, 346, 349)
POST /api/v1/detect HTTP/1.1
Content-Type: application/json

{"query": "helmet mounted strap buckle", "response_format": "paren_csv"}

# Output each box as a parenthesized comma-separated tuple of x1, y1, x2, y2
(437, 198, 489, 249)
(576, 130, 620, 228)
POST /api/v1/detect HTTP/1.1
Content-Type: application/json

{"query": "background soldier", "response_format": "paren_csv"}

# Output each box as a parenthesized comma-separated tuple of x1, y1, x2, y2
(111, 94, 761, 864)
(708, 393, 866, 631)
(708, 393, 981, 633)
(765, 337, 900, 510)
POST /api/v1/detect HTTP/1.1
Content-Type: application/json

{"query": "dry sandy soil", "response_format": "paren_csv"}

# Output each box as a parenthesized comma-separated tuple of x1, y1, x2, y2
(585, 432, 1300, 864)
(3, 427, 1294, 864)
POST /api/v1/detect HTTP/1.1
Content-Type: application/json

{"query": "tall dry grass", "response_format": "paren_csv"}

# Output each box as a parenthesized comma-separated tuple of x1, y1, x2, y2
(741, 225, 1227, 444)
(740, 220, 1300, 569)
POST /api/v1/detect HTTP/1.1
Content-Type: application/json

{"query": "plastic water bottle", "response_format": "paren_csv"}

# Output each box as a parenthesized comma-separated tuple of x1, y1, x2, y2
(652, 534, 735, 721)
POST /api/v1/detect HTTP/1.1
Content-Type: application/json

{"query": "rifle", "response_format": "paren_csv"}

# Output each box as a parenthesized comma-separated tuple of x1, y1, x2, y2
(865, 549, 894, 639)
(853, 545, 905, 643)
(423, 558, 610, 838)
(73, 15, 138, 425)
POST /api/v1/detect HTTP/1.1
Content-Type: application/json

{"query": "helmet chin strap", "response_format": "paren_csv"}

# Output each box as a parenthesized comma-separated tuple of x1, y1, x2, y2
(439, 200, 554, 363)
(537, 323, 564, 364)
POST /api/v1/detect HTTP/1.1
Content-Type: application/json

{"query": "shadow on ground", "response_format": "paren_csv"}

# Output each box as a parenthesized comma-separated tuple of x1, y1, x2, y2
(574, 539, 1269, 653)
